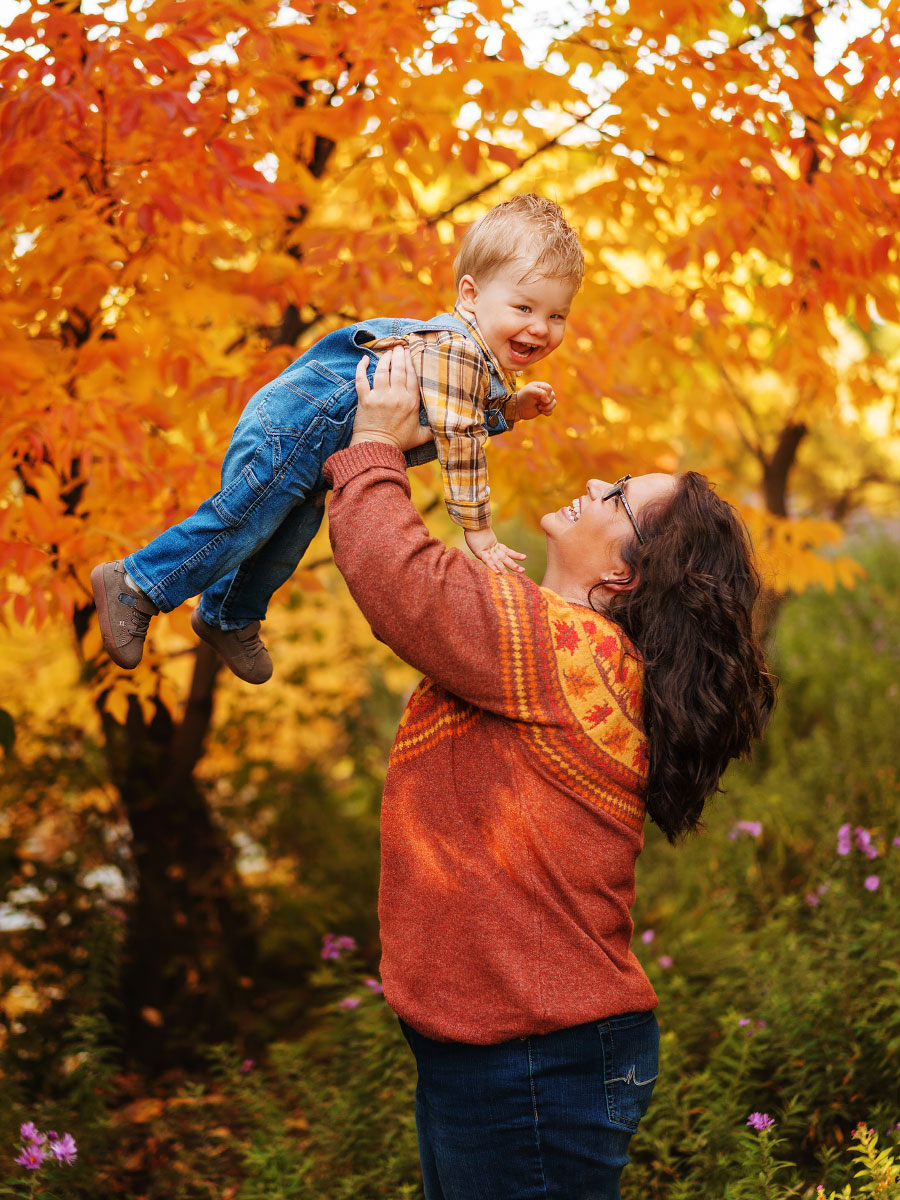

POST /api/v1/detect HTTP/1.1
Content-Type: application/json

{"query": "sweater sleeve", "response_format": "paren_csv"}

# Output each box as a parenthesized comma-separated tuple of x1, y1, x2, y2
(324, 441, 538, 718)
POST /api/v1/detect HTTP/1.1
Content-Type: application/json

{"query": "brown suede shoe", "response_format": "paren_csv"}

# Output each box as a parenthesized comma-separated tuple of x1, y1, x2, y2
(190, 609, 273, 684)
(91, 561, 159, 669)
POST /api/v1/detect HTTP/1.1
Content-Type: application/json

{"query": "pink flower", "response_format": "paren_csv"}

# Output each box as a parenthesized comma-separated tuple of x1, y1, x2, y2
(338, 996, 360, 1010)
(657, 955, 673, 969)
(893, 836, 900, 849)
(747, 1112, 774, 1131)
(321, 933, 357, 961)
(15, 1143, 45, 1170)
(240, 1058, 255, 1073)
(48, 1133, 77, 1165)
(855, 827, 878, 860)
(738, 1018, 751, 1027)
(730, 820, 763, 840)
(837, 823, 852, 855)
(805, 892, 820, 906)
(19, 1123, 42, 1143)
(641, 929, 655, 945)
(363, 977, 384, 994)
(864, 875, 880, 891)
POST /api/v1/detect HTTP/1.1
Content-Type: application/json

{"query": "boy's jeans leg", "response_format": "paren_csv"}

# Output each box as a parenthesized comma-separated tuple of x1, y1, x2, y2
(197, 490, 327, 629)
(125, 392, 352, 614)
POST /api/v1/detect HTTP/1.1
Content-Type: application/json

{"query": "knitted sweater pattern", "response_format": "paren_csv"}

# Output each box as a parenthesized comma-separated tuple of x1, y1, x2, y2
(324, 442, 658, 1044)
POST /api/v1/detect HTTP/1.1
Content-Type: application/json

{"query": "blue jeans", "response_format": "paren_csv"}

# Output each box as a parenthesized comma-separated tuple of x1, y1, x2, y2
(125, 326, 369, 629)
(400, 1010, 659, 1200)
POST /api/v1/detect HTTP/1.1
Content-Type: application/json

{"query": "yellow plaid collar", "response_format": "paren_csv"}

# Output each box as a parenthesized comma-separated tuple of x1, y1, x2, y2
(452, 304, 518, 392)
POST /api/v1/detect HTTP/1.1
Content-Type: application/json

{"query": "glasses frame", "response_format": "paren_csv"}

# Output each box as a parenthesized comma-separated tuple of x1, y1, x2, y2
(602, 474, 645, 545)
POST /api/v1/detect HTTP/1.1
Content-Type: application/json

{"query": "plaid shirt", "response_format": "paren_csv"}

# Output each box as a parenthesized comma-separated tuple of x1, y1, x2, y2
(364, 306, 518, 531)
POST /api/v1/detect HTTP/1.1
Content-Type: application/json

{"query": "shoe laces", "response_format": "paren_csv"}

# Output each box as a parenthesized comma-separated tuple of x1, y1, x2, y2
(235, 624, 266, 661)
(128, 606, 153, 641)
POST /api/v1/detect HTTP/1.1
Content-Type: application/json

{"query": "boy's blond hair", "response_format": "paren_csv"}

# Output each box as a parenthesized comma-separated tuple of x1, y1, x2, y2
(453, 194, 584, 291)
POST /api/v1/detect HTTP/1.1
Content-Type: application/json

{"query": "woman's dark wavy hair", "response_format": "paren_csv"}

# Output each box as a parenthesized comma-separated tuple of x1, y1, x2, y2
(591, 471, 777, 843)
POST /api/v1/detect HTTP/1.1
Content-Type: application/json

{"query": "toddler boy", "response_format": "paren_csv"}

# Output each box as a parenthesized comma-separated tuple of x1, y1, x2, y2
(92, 194, 584, 683)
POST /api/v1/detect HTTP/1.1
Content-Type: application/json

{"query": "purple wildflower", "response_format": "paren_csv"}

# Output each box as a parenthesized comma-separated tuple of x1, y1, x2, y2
(738, 1018, 751, 1027)
(855, 827, 878, 860)
(15, 1143, 45, 1170)
(48, 1133, 77, 1166)
(737, 820, 762, 838)
(19, 1122, 42, 1143)
(240, 1058, 255, 1073)
(338, 996, 360, 1010)
(641, 929, 655, 945)
(893, 837, 900, 849)
(864, 875, 880, 891)
(747, 1112, 775, 1131)
(837, 824, 852, 855)
(657, 955, 673, 969)
(363, 977, 384, 994)
(321, 933, 357, 961)
(805, 892, 820, 906)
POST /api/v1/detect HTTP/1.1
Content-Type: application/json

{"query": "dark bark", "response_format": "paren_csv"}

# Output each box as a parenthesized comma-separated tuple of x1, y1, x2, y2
(762, 421, 808, 517)
(98, 646, 258, 1071)
(756, 422, 809, 641)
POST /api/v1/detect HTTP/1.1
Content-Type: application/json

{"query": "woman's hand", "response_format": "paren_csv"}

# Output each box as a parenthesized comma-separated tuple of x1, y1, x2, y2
(351, 347, 425, 452)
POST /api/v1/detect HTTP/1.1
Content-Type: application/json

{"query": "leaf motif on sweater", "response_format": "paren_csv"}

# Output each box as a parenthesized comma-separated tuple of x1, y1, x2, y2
(585, 702, 614, 727)
(553, 619, 580, 654)
(563, 664, 598, 701)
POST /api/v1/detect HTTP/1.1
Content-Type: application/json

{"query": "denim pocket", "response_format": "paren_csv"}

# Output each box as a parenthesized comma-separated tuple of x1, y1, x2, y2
(597, 1011, 660, 1132)
(212, 438, 275, 527)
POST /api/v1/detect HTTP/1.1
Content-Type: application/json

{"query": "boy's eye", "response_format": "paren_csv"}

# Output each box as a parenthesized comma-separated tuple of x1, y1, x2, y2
(517, 305, 530, 312)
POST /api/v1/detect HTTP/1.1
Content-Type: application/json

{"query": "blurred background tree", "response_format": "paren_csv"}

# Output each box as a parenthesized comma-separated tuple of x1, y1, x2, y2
(1, 0, 898, 1072)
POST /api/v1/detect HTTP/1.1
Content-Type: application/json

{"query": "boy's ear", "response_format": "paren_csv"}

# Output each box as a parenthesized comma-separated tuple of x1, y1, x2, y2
(457, 274, 478, 313)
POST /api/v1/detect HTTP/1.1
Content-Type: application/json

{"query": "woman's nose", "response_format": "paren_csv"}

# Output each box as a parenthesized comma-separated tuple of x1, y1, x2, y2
(586, 479, 606, 501)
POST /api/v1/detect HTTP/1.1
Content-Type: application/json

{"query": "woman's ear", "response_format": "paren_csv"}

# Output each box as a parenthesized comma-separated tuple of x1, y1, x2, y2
(457, 274, 478, 313)
(601, 572, 640, 594)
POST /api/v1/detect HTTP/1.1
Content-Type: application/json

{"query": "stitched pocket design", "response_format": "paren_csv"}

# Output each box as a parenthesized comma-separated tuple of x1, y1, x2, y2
(598, 1013, 660, 1132)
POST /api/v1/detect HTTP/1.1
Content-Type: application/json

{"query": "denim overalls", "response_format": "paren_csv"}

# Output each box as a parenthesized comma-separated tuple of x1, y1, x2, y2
(125, 314, 512, 630)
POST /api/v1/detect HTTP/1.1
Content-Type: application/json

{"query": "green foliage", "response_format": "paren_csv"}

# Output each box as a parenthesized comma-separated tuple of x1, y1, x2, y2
(622, 534, 900, 1198)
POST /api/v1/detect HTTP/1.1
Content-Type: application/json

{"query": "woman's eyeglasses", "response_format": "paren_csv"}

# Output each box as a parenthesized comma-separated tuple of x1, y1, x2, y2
(602, 475, 645, 544)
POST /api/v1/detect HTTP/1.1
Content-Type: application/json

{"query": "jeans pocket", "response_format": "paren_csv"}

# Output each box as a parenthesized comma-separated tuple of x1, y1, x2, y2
(213, 439, 274, 527)
(598, 1012, 660, 1132)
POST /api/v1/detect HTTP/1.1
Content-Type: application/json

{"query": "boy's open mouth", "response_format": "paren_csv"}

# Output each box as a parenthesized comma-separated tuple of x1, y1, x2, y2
(508, 339, 540, 362)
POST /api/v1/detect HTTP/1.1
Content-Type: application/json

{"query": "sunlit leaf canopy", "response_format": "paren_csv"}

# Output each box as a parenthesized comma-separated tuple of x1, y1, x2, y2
(1, 0, 899, 668)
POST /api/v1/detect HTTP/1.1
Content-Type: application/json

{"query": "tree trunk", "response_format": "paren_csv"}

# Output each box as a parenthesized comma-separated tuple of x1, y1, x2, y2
(99, 645, 258, 1071)
(757, 421, 809, 642)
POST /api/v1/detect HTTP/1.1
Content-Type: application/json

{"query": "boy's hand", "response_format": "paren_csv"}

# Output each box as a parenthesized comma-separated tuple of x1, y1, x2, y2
(464, 528, 527, 575)
(516, 381, 556, 421)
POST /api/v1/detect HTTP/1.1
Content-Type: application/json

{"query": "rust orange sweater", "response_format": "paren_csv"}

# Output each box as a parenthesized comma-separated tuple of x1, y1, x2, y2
(324, 442, 658, 1043)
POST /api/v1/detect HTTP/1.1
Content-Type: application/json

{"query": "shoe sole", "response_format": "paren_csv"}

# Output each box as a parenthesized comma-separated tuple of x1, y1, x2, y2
(91, 562, 139, 670)
(190, 609, 272, 685)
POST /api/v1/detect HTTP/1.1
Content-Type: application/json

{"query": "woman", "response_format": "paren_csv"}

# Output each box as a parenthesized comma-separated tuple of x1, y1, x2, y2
(322, 349, 775, 1200)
